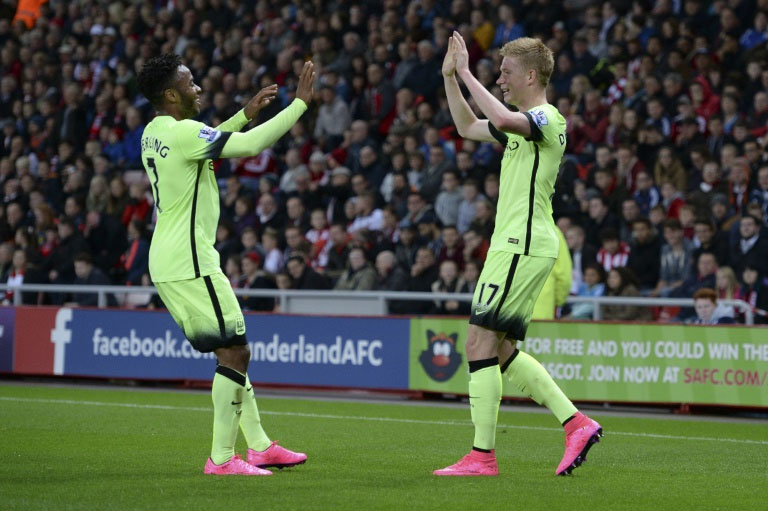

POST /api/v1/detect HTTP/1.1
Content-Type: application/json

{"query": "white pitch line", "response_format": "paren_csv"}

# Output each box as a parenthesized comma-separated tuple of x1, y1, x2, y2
(1, 396, 767, 446)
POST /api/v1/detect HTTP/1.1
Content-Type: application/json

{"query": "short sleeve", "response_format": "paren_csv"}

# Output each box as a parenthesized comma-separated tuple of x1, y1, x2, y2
(175, 119, 233, 161)
(488, 123, 509, 146)
(523, 108, 560, 145)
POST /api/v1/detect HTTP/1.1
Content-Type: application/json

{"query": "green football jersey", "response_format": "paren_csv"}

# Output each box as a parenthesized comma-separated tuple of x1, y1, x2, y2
(140, 110, 249, 282)
(487, 103, 566, 259)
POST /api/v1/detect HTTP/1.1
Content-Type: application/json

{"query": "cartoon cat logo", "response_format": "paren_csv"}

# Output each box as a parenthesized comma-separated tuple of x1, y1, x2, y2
(418, 330, 463, 382)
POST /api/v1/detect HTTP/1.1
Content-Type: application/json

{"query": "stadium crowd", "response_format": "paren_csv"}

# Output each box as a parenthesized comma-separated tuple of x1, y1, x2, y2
(0, 0, 767, 323)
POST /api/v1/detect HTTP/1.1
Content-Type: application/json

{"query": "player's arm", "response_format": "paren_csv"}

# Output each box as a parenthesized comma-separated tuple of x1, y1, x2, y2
(217, 85, 279, 132)
(220, 65, 314, 157)
(452, 31, 538, 141)
(443, 36, 497, 143)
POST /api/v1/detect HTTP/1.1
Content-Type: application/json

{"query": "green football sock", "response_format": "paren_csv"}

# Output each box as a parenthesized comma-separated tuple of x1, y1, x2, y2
(210, 366, 245, 465)
(506, 350, 577, 423)
(239, 375, 271, 451)
(468, 358, 502, 451)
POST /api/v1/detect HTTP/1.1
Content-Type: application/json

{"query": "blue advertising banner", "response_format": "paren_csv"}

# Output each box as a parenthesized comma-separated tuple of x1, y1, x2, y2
(0, 307, 15, 372)
(58, 309, 411, 389)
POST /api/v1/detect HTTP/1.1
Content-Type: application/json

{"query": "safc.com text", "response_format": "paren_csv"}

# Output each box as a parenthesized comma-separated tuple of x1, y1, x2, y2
(91, 328, 216, 359)
(683, 368, 768, 386)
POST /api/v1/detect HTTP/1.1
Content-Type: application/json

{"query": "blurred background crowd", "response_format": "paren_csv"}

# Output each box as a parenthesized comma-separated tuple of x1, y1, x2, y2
(1, 0, 767, 323)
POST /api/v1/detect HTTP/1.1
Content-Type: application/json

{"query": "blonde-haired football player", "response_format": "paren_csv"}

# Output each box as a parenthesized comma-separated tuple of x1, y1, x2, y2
(434, 33, 602, 477)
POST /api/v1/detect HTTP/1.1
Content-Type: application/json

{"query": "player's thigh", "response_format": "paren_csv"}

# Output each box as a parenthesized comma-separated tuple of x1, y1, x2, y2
(469, 252, 554, 341)
(155, 273, 246, 353)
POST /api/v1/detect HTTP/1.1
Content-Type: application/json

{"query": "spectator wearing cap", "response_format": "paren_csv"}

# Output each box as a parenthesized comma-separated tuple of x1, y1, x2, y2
(240, 251, 276, 312)
(710, 193, 737, 233)
(314, 85, 351, 150)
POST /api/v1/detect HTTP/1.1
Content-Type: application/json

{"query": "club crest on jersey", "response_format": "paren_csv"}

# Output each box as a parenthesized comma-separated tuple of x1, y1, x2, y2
(531, 109, 548, 128)
(198, 127, 222, 143)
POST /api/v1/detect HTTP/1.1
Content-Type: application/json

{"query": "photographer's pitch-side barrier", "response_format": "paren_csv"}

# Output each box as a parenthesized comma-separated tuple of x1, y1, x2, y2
(2, 307, 766, 407)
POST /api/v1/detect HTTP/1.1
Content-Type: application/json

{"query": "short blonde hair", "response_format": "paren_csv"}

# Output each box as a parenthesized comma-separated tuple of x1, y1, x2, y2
(499, 37, 554, 88)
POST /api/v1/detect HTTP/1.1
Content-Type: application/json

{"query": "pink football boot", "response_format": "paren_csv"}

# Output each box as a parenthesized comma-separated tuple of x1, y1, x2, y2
(556, 413, 603, 476)
(434, 449, 499, 476)
(247, 441, 307, 469)
(204, 455, 273, 476)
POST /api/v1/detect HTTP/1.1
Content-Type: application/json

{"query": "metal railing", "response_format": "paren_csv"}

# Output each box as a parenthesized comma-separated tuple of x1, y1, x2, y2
(0, 283, 755, 324)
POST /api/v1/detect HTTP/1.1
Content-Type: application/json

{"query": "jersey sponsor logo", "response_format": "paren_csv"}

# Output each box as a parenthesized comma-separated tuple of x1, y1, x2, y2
(508, 238, 519, 245)
(531, 109, 548, 128)
(503, 140, 520, 159)
(418, 330, 463, 382)
(198, 126, 222, 143)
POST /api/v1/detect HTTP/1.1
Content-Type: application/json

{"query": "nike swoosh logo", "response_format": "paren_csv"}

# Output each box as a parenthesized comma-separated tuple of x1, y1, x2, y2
(231, 401, 242, 405)
(246, 387, 252, 392)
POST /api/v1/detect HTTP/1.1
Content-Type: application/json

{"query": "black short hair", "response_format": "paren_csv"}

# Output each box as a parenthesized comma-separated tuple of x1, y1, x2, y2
(137, 53, 182, 108)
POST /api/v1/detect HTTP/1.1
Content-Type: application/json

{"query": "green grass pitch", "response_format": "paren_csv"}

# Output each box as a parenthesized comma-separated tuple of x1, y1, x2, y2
(1, 384, 766, 510)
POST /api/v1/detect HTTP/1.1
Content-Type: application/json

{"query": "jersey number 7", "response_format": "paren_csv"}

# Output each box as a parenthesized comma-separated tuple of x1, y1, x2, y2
(147, 157, 162, 212)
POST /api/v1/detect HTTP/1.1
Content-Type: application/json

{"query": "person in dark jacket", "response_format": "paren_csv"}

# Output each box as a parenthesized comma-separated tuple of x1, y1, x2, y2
(431, 259, 471, 315)
(408, 246, 440, 314)
(68, 252, 117, 307)
(374, 250, 409, 314)
(286, 255, 329, 290)
(691, 218, 729, 267)
(240, 252, 276, 311)
(729, 215, 768, 276)
(740, 265, 768, 324)
(626, 218, 661, 293)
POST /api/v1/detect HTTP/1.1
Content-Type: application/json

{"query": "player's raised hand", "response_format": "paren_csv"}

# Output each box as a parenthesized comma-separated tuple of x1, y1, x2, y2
(442, 36, 457, 77)
(452, 31, 470, 75)
(243, 84, 278, 120)
(296, 61, 316, 105)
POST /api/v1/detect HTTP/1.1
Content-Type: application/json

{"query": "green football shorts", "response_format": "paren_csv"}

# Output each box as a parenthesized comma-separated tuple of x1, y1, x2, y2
(155, 271, 247, 353)
(469, 251, 555, 340)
